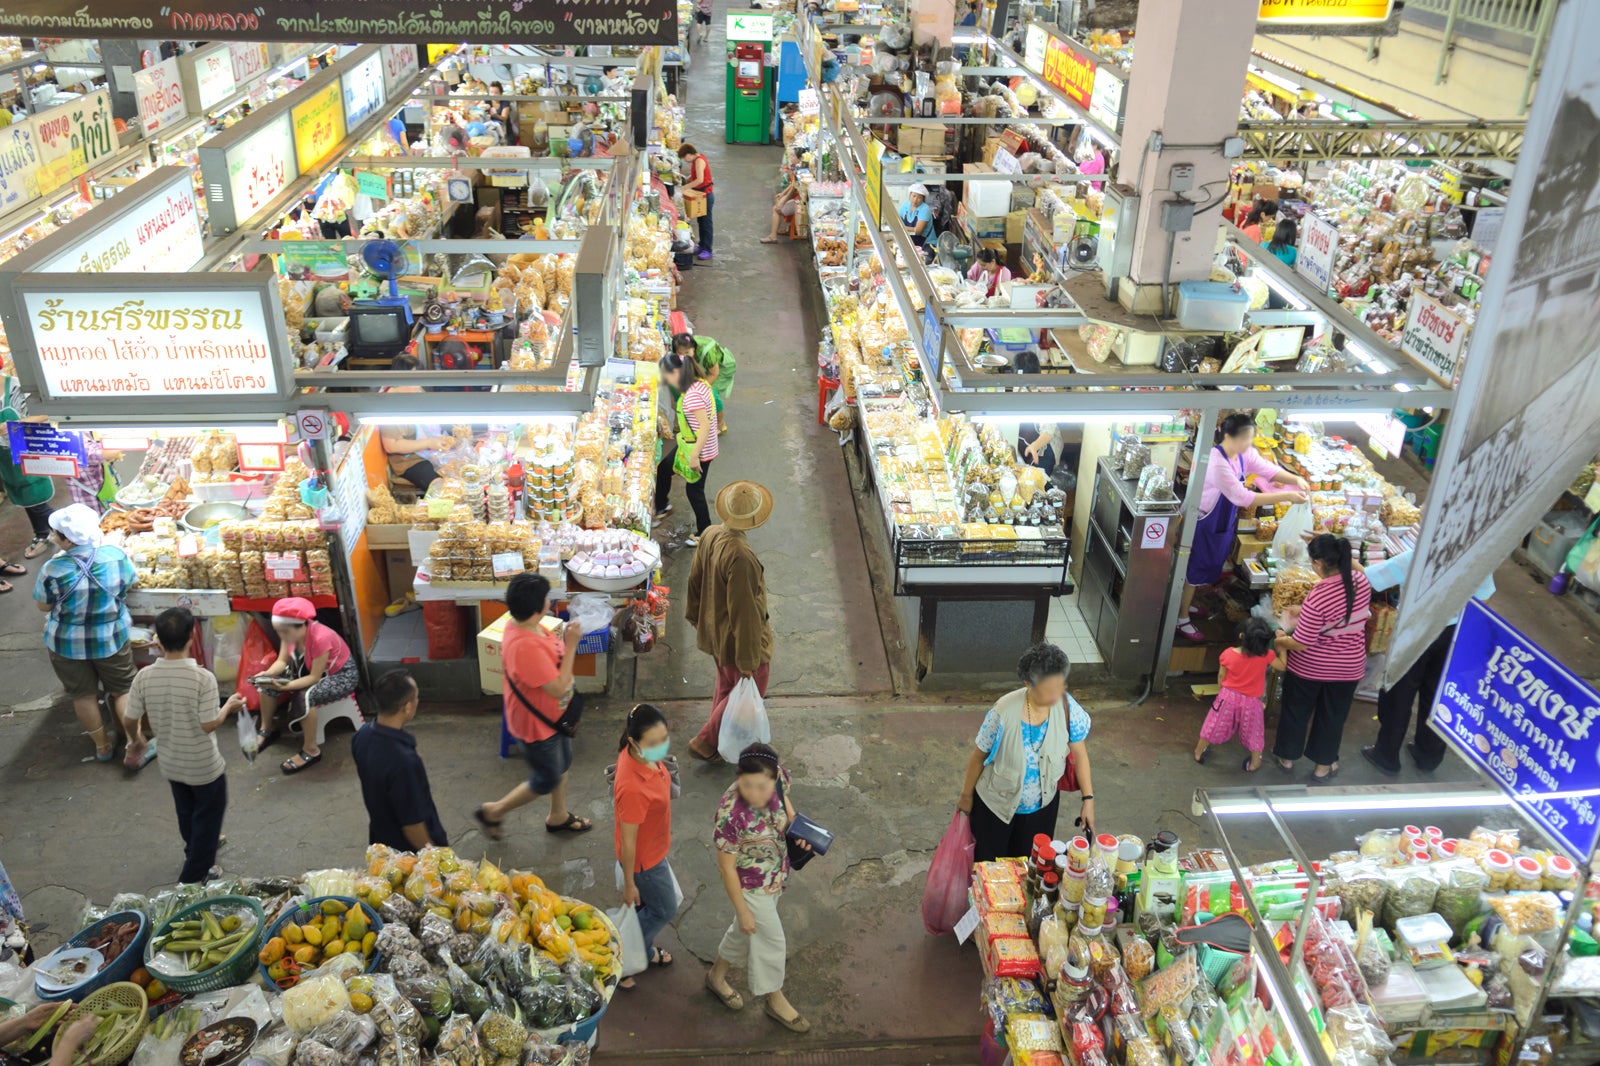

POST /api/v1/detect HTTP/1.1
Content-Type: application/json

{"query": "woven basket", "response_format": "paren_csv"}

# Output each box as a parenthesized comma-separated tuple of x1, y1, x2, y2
(144, 895, 264, 995)
(55, 981, 147, 1066)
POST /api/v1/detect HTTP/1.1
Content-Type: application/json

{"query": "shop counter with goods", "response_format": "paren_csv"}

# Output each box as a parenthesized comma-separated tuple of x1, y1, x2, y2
(0, 847, 620, 1065)
(965, 798, 1599, 1066)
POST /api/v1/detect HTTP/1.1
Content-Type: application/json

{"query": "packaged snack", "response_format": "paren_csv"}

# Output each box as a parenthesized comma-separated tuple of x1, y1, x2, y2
(980, 877, 1026, 915)
(1381, 867, 1438, 931)
(1481, 849, 1514, 891)
(1510, 856, 1544, 893)
(1006, 1013, 1062, 1052)
(984, 911, 1030, 942)
(1433, 862, 1490, 939)
(1012, 1053, 1066, 1066)
(1544, 855, 1580, 892)
(1490, 892, 1562, 935)
(1125, 1035, 1171, 1066)
(1121, 934, 1155, 982)
(1334, 862, 1389, 922)
(1470, 826, 1520, 852)
(990, 935, 1042, 977)
(1355, 828, 1403, 859)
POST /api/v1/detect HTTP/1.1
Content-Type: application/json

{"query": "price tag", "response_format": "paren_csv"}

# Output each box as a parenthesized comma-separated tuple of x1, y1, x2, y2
(414, 562, 432, 585)
(954, 905, 980, 944)
(492, 551, 525, 579)
(177, 535, 201, 558)
(427, 496, 455, 519)
(264, 552, 305, 581)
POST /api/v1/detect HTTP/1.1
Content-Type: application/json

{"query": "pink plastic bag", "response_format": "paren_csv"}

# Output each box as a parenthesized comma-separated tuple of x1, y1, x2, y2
(922, 811, 976, 935)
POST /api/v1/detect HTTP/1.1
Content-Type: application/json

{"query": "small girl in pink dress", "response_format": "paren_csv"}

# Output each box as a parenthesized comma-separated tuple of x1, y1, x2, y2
(1194, 618, 1277, 772)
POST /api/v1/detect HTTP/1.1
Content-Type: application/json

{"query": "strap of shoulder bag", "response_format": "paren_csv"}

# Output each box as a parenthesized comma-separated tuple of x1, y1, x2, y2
(505, 670, 566, 733)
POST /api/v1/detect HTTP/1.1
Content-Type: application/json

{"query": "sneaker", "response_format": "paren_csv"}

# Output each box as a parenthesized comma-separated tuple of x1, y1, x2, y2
(1175, 621, 1205, 643)
(1360, 745, 1401, 775)
(696, 249, 713, 261)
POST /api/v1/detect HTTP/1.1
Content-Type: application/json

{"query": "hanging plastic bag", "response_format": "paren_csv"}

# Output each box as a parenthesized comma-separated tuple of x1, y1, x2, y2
(607, 904, 649, 978)
(567, 592, 612, 638)
(716, 678, 771, 763)
(235, 617, 277, 711)
(1272, 503, 1314, 566)
(237, 707, 259, 763)
(923, 811, 975, 935)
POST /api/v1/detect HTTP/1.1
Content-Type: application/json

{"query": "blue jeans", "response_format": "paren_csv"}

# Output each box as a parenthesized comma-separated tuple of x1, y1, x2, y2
(632, 859, 679, 954)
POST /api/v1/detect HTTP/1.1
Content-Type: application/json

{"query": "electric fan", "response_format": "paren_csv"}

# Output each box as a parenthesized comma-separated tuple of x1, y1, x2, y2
(1069, 235, 1099, 269)
(359, 240, 415, 322)
(935, 230, 974, 272)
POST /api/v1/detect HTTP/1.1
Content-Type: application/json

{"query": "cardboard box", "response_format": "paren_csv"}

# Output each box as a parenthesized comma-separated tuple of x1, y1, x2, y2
(897, 120, 948, 156)
(477, 613, 511, 694)
(981, 137, 1003, 166)
(970, 214, 1006, 240)
(1006, 209, 1027, 245)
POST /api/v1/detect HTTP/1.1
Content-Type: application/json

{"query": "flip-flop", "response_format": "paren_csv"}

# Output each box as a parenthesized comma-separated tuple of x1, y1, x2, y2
(0, 562, 25, 576)
(93, 745, 116, 763)
(651, 948, 674, 967)
(545, 813, 594, 834)
(764, 1002, 812, 1033)
(0, 580, 12, 594)
(1242, 757, 1262, 773)
(475, 805, 506, 841)
(23, 538, 49, 559)
(280, 750, 322, 775)
(705, 976, 744, 1011)
(124, 738, 157, 770)
(1193, 750, 1208, 765)
(759, 237, 780, 244)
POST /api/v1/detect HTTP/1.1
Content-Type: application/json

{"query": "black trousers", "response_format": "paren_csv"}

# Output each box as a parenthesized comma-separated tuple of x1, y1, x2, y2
(24, 502, 51, 539)
(1274, 671, 1359, 766)
(1373, 625, 1454, 771)
(654, 448, 713, 533)
(970, 791, 1061, 864)
(171, 775, 228, 884)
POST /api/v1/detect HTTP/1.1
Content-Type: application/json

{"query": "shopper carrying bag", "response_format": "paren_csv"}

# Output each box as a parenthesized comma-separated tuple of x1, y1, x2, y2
(923, 811, 976, 935)
(717, 677, 771, 763)
(613, 703, 681, 988)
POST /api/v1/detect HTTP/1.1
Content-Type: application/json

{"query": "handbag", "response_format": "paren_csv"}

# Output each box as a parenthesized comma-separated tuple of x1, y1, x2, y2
(506, 673, 585, 737)
(96, 462, 120, 504)
(1056, 752, 1078, 794)
(671, 394, 702, 484)
(775, 775, 832, 870)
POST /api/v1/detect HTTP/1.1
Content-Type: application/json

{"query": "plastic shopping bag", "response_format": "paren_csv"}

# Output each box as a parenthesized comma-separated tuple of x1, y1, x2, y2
(607, 904, 650, 979)
(1272, 502, 1314, 567)
(237, 707, 259, 763)
(613, 862, 683, 913)
(716, 678, 771, 763)
(922, 811, 975, 936)
(567, 592, 613, 639)
(234, 618, 276, 711)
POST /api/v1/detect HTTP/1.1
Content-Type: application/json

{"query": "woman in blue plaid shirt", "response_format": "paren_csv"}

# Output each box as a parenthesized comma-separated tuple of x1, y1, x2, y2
(32, 504, 141, 764)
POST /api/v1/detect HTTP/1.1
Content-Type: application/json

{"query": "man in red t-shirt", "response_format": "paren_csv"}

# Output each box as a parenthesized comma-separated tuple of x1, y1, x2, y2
(475, 573, 591, 839)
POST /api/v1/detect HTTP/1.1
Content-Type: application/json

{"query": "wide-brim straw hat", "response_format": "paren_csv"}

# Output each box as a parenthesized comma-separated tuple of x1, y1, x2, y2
(715, 480, 774, 531)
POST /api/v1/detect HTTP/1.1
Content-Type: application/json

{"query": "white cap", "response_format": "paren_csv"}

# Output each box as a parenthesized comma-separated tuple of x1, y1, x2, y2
(48, 503, 102, 547)
(909, 183, 929, 198)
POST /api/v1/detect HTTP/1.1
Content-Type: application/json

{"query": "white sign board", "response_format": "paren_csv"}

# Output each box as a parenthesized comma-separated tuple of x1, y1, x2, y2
(1397, 291, 1469, 385)
(1387, 0, 1600, 683)
(1141, 517, 1171, 549)
(32, 90, 116, 195)
(189, 45, 238, 110)
(1089, 67, 1123, 130)
(380, 44, 419, 95)
(726, 10, 774, 39)
(33, 173, 204, 275)
(1024, 24, 1048, 73)
(296, 409, 331, 441)
(229, 42, 271, 86)
(134, 57, 188, 136)
(341, 52, 385, 127)
(993, 147, 1021, 174)
(797, 87, 819, 115)
(1295, 213, 1337, 293)
(1355, 411, 1407, 460)
(226, 114, 297, 223)
(0, 122, 39, 213)
(17, 283, 283, 400)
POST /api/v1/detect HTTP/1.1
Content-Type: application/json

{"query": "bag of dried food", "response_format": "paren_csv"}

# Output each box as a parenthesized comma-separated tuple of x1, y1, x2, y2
(1380, 866, 1439, 932)
(1333, 861, 1389, 923)
(1434, 862, 1491, 940)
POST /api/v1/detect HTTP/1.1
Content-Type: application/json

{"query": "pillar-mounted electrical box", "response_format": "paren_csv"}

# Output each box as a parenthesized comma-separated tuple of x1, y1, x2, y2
(1097, 183, 1140, 299)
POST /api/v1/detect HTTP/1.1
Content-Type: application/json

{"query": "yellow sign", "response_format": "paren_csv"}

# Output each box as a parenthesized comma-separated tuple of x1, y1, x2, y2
(426, 44, 459, 63)
(863, 136, 884, 228)
(290, 82, 346, 172)
(1258, 0, 1393, 22)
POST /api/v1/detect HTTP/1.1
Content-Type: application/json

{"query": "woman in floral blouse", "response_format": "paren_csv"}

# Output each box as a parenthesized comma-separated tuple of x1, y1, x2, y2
(706, 742, 812, 1033)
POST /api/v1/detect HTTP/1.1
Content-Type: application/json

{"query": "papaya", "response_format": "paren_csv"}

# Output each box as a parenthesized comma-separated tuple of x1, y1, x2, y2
(322, 917, 341, 943)
(259, 937, 287, 965)
(301, 924, 324, 946)
(320, 899, 349, 916)
(362, 932, 377, 955)
(343, 913, 369, 943)
(342, 941, 362, 956)
(283, 923, 304, 945)
(325, 938, 345, 957)
(293, 945, 318, 965)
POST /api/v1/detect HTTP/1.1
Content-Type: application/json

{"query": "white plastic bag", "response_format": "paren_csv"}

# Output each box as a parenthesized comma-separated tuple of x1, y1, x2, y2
(1273, 502, 1314, 566)
(717, 678, 771, 763)
(238, 707, 259, 763)
(613, 861, 684, 912)
(567, 592, 613, 638)
(607, 904, 649, 979)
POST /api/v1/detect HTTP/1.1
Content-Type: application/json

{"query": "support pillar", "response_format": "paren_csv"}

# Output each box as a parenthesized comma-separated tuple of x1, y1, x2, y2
(909, 0, 957, 50)
(1114, 0, 1259, 314)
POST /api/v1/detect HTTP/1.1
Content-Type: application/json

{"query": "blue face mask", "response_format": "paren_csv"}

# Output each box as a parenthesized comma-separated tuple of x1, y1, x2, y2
(638, 740, 670, 764)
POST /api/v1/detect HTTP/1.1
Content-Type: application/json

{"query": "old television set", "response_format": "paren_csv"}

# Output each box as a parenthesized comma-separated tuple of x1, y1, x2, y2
(345, 304, 416, 369)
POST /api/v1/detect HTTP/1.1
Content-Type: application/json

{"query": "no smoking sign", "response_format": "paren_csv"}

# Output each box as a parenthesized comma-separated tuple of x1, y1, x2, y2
(296, 410, 331, 441)
(1141, 518, 1170, 549)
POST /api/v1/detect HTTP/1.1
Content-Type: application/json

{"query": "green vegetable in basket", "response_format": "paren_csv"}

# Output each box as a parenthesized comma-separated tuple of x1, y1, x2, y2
(152, 911, 252, 972)
(68, 1004, 141, 1065)
(4, 1002, 71, 1053)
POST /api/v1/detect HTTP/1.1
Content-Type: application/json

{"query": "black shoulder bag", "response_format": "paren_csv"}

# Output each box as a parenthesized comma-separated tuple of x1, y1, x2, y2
(505, 673, 586, 738)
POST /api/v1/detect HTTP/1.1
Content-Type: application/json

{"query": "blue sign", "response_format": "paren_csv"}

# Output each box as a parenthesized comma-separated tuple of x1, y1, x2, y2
(921, 303, 942, 363)
(6, 422, 86, 465)
(1434, 599, 1600, 860)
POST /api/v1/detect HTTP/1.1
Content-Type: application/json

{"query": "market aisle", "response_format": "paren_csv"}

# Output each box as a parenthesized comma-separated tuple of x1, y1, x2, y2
(638, 19, 895, 704)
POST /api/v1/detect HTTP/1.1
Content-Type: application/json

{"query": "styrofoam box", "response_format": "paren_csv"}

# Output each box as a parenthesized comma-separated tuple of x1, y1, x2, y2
(964, 176, 1012, 218)
(1175, 281, 1249, 332)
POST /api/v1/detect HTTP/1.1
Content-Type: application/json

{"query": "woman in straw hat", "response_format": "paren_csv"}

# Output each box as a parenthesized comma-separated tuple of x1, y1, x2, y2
(685, 481, 775, 760)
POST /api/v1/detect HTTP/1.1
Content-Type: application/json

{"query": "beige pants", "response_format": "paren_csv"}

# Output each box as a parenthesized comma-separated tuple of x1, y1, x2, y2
(717, 888, 786, 996)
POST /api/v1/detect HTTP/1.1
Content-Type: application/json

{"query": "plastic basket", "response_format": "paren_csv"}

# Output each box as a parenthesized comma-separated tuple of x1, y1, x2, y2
(1195, 943, 1246, 989)
(259, 896, 385, 989)
(575, 628, 611, 655)
(37, 910, 151, 1002)
(143, 895, 265, 995)
(55, 981, 147, 1066)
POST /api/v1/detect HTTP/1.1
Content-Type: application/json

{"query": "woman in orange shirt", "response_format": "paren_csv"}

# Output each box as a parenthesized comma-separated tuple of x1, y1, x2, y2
(615, 703, 679, 987)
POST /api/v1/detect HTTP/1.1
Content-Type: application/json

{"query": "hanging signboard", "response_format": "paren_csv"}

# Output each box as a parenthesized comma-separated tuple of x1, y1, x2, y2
(1041, 34, 1096, 111)
(1387, 0, 1600, 684)
(341, 51, 385, 127)
(7, 421, 87, 464)
(33, 90, 115, 195)
(1295, 213, 1337, 293)
(797, 88, 819, 116)
(0, 120, 39, 214)
(863, 135, 884, 228)
(355, 170, 389, 199)
(1088, 67, 1123, 132)
(1259, 0, 1393, 23)
(134, 57, 188, 136)
(726, 10, 775, 41)
(281, 240, 351, 281)
(1023, 25, 1047, 75)
(1433, 601, 1600, 861)
(291, 82, 346, 172)
(380, 44, 419, 96)
(225, 113, 296, 227)
(0, 0, 677, 44)
(182, 44, 238, 112)
(1398, 291, 1469, 386)
(29, 170, 205, 276)
(229, 42, 270, 86)
(0, 274, 292, 410)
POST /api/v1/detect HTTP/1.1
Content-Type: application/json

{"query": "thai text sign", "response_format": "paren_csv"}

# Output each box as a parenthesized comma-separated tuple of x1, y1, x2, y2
(0, 0, 677, 45)
(187, 44, 238, 110)
(1041, 34, 1095, 110)
(1295, 213, 1337, 293)
(1398, 291, 1469, 385)
(33, 90, 116, 195)
(1434, 600, 1600, 860)
(7, 421, 86, 464)
(34, 173, 205, 276)
(228, 42, 270, 85)
(1258, 0, 1393, 22)
(226, 114, 297, 224)
(341, 52, 385, 127)
(8, 278, 288, 403)
(0, 121, 39, 213)
(134, 57, 188, 136)
(291, 82, 346, 172)
(380, 44, 419, 95)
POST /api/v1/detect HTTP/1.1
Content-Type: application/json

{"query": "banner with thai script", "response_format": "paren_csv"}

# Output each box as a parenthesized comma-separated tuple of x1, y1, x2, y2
(1295, 214, 1337, 294)
(291, 82, 346, 172)
(1398, 291, 1469, 386)
(380, 44, 419, 96)
(0, 0, 677, 45)
(1041, 34, 1095, 110)
(229, 42, 270, 85)
(33, 90, 115, 195)
(1434, 600, 1600, 860)
(225, 114, 297, 226)
(134, 57, 189, 136)
(0, 121, 39, 213)
(33, 172, 204, 275)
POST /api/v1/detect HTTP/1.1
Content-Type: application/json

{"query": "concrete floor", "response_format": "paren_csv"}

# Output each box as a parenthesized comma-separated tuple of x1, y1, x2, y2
(2, 19, 1600, 1066)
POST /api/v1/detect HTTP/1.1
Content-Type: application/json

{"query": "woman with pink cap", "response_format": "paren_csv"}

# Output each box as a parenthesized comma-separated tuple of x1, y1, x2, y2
(253, 596, 358, 774)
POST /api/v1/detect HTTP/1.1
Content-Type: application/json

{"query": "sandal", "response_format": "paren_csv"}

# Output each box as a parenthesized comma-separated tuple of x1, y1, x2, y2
(545, 813, 593, 834)
(0, 561, 25, 576)
(94, 744, 116, 763)
(705, 975, 744, 1011)
(23, 537, 50, 559)
(474, 805, 506, 841)
(124, 738, 157, 770)
(764, 1002, 812, 1033)
(759, 236, 780, 244)
(651, 948, 674, 967)
(1242, 757, 1262, 773)
(0, 580, 12, 594)
(256, 729, 281, 751)
(280, 750, 322, 775)
(1193, 749, 1208, 765)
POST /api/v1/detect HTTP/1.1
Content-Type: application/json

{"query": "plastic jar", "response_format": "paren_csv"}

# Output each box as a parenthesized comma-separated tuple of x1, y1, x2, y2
(1545, 855, 1580, 892)
(1403, 825, 1423, 840)
(1082, 894, 1108, 929)
(1411, 850, 1433, 865)
(1432, 839, 1458, 861)
(1481, 849, 1513, 891)
(1067, 837, 1091, 873)
(1095, 833, 1120, 867)
(1510, 855, 1544, 893)
(1061, 868, 1087, 904)
(1424, 826, 1444, 842)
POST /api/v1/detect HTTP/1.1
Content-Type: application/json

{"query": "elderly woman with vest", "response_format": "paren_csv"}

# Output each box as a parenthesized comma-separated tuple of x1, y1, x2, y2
(957, 643, 1095, 862)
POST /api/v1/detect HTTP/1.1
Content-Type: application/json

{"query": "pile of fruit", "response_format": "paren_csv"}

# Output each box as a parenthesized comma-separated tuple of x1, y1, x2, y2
(258, 898, 377, 988)
(146, 905, 257, 978)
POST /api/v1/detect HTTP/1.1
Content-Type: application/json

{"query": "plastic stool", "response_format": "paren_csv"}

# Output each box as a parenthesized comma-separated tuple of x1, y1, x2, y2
(310, 696, 363, 746)
(817, 376, 840, 425)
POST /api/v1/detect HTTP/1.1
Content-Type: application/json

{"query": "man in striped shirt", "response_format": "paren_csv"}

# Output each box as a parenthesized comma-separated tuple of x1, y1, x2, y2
(126, 608, 245, 884)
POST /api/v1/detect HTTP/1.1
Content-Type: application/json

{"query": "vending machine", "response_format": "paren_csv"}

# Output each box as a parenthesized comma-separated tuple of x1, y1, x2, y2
(725, 11, 775, 144)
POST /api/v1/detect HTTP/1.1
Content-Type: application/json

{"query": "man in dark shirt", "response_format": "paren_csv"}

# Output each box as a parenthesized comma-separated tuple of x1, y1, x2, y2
(351, 670, 448, 850)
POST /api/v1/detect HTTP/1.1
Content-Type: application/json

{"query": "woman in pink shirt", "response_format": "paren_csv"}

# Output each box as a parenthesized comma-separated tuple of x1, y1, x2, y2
(253, 596, 358, 775)
(1177, 413, 1307, 642)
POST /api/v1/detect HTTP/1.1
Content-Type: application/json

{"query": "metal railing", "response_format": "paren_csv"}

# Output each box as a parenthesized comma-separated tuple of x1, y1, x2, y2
(1408, 0, 1547, 36)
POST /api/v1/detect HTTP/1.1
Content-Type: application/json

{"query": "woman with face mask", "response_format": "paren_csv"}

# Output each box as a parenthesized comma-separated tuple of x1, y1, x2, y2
(614, 703, 679, 987)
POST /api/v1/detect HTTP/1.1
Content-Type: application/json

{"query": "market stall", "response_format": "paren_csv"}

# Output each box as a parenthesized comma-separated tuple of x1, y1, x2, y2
(0, 846, 622, 1064)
